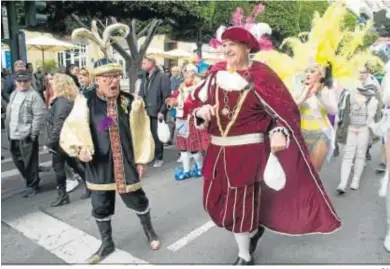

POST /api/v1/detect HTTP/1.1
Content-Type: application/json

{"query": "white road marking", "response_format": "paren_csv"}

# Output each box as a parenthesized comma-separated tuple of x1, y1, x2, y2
(3, 211, 147, 264)
(1, 150, 48, 164)
(1, 161, 52, 179)
(167, 221, 215, 252)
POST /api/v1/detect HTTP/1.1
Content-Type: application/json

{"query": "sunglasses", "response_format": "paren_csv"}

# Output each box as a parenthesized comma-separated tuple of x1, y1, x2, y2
(16, 80, 30, 83)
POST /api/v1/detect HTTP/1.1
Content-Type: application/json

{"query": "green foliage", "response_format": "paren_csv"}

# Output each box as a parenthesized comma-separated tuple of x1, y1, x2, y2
(297, 1, 329, 32)
(363, 32, 379, 48)
(17, 1, 200, 35)
(37, 59, 57, 73)
(257, 1, 300, 44)
(343, 11, 358, 31)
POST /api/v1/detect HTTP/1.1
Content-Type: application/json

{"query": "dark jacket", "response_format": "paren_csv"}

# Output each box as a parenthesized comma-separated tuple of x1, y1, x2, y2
(46, 97, 74, 150)
(139, 68, 171, 117)
(3, 74, 16, 102)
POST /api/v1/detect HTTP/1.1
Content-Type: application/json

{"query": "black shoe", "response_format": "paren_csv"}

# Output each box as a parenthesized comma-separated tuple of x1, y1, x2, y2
(366, 149, 372, 161)
(21, 186, 39, 198)
(137, 211, 161, 250)
(1, 156, 4, 160)
(38, 165, 51, 172)
(88, 220, 115, 264)
(50, 187, 70, 207)
(376, 162, 387, 173)
(233, 256, 254, 265)
(249, 226, 265, 254)
(80, 189, 91, 200)
(333, 145, 339, 157)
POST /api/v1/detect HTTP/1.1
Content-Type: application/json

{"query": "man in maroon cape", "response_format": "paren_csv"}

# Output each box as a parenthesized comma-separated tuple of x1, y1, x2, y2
(186, 26, 341, 265)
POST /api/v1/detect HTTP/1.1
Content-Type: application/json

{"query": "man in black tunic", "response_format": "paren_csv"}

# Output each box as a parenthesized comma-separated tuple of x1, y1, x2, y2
(63, 22, 161, 264)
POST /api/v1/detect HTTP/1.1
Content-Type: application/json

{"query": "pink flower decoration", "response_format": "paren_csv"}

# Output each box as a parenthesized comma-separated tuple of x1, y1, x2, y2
(259, 36, 274, 51)
(209, 38, 222, 49)
(231, 7, 244, 26)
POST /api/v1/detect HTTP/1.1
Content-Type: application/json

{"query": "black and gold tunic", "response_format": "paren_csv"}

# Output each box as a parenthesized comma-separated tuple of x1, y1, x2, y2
(84, 90, 141, 192)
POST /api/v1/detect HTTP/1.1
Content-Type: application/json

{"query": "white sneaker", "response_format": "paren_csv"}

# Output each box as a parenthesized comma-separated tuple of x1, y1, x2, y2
(153, 160, 164, 168)
(177, 156, 183, 163)
(350, 181, 359, 190)
(384, 232, 390, 252)
(66, 179, 80, 193)
(336, 184, 346, 194)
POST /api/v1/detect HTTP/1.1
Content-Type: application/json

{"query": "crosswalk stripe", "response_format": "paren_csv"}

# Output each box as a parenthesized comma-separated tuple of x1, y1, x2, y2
(1, 161, 52, 179)
(3, 211, 147, 264)
(166, 221, 215, 252)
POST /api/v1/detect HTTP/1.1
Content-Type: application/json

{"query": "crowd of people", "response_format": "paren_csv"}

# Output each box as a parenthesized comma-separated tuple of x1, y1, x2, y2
(1, 2, 390, 265)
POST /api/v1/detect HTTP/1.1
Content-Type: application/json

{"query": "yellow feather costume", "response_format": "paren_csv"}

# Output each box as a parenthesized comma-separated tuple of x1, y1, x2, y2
(60, 21, 154, 167)
(253, 3, 383, 159)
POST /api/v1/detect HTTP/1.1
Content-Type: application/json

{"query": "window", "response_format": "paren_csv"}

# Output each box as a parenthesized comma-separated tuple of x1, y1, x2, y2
(56, 43, 87, 68)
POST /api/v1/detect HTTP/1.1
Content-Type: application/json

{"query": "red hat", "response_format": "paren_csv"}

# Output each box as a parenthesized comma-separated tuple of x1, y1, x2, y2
(221, 27, 261, 53)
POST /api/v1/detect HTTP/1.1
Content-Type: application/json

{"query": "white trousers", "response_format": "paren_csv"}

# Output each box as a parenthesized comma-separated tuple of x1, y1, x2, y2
(340, 126, 370, 188)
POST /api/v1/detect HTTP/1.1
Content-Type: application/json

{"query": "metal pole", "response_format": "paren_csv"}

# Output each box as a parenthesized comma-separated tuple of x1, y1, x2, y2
(6, 1, 19, 71)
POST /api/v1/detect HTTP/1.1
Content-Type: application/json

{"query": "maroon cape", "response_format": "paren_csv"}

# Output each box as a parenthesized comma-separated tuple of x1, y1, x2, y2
(206, 61, 342, 235)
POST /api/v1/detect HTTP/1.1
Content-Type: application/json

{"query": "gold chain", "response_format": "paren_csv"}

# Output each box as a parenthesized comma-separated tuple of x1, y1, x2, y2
(215, 86, 250, 137)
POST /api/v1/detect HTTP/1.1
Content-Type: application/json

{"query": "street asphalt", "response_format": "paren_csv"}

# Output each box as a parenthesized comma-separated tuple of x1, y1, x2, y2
(1, 129, 390, 265)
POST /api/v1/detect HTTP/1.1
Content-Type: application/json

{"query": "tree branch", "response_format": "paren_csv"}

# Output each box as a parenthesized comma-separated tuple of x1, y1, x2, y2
(131, 19, 138, 46)
(71, 13, 90, 29)
(126, 19, 139, 59)
(139, 19, 162, 57)
(136, 20, 153, 38)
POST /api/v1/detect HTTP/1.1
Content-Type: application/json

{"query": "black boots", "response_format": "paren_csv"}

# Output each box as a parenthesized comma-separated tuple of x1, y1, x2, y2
(249, 226, 265, 254)
(137, 211, 161, 250)
(88, 220, 115, 264)
(233, 257, 254, 265)
(50, 187, 70, 207)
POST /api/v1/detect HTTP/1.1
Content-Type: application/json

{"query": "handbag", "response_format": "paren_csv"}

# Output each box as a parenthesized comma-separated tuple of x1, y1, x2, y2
(157, 119, 171, 143)
(263, 153, 286, 191)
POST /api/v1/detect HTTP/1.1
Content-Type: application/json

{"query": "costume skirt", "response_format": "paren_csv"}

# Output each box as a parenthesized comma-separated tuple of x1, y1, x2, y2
(175, 119, 210, 152)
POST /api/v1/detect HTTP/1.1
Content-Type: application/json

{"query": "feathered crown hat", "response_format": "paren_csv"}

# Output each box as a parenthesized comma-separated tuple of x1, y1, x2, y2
(254, 2, 383, 89)
(210, 4, 273, 53)
(71, 21, 130, 76)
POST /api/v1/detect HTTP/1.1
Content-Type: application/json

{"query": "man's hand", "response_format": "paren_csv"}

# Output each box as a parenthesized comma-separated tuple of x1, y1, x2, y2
(195, 104, 218, 121)
(270, 132, 287, 153)
(78, 147, 92, 162)
(157, 112, 164, 121)
(137, 164, 147, 179)
(165, 98, 178, 107)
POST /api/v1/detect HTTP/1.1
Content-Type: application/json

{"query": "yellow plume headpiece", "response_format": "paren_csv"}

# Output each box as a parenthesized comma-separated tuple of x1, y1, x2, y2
(255, 2, 380, 90)
(71, 20, 130, 76)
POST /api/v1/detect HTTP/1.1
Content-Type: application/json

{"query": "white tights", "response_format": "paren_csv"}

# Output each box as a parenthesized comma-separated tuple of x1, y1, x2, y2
(233, 229, 258, 262)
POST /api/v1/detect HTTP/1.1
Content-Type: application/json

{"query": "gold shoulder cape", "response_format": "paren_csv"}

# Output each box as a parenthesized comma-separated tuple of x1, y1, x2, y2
(60, 94, 155, 164)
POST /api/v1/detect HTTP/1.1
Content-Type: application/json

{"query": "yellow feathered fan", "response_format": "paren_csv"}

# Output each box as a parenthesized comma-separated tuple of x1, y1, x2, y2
(260, 2, 375, 91)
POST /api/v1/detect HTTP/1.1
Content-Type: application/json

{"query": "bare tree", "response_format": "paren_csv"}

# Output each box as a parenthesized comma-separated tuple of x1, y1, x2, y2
(71, 14, 162, 93)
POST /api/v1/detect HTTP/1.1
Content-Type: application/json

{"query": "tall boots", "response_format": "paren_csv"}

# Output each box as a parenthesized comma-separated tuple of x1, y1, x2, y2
(88, 220, 115, 264)
(50, 186, 70, 207)
(137, 211, 161, 250)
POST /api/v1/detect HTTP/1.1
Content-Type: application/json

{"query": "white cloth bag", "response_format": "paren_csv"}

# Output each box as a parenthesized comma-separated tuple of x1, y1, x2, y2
(157, 119, 171, 143)
(263, 153, 286, 191)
